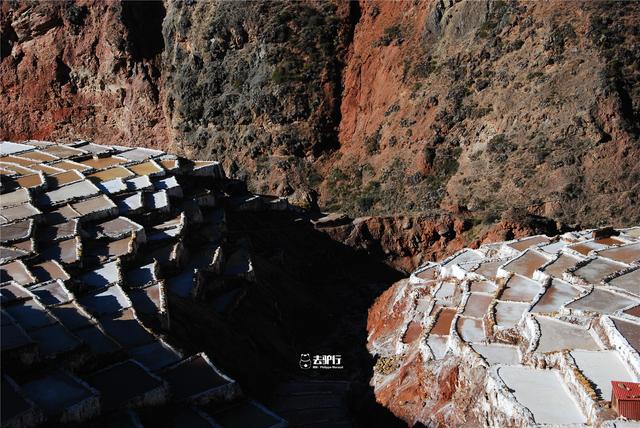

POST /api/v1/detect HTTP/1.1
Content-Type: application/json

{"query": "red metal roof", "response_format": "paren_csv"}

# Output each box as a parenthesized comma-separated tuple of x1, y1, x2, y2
(611, 381, 640, 401)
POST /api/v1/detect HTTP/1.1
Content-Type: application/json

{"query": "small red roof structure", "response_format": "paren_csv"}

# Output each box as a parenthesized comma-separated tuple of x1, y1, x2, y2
(611, 381, 640, 420)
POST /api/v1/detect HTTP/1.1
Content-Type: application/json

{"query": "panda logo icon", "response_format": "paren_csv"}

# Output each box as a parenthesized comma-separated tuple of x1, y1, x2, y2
(299, 353, 311, 369)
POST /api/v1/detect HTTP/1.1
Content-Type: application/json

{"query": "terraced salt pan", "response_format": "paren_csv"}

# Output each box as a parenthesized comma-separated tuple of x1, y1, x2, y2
(565, 288, 637, 314)
(531, 279, 582, 313)
(463, 293, 492, 318)
(607, 268, 640, 295)
(427, 335, 448, 359)
(534, 316, 600, 354)
(611, 317, 640, 354)
(539, 240, 569, 254)
(0, 203, 40, 224)
(48, 170, 85, 188)
(469, 280, 497, 293)
(1, 188, 30, 208)
(87, 166, 134, 182)
(95, 179, 127, 195)
(507, 235, 550, 252)
(543, 253, 583, 278)
(457, 317, 485, 342)
(81, 261, 120, 289)
(624, 305, 640, 318)
(494, 301, 528, 329)
(118, 147, 164, 161)
(0, 141, 35, 154)
(497, 366, 586, 425)
(570, 350, 636, 400)
(42, 145, 86, 159)
(599, 243, 640, 264)
(40, 238, 80, 265)
(471, 344, 519, 365)
(443, 249, 483, 267)
(572, 257, 628, 284)
(128, 160, 163, 177)
(126, 175, 153, 192)
(430, 308, 456, 336)
(80, 156, 127, 170)
(39, 180, 100, 206)
(570, 240, 609, 256)
(0, 260, 35, 285)
(500, 274, 541, 303)
(434, 281, 457, 306)
(115, 192, 143, 215)
(0, 219, 33, 243)
(50, 160, 91, 172)
(502, 250, 548, 278)
(473, 259, 505, 281)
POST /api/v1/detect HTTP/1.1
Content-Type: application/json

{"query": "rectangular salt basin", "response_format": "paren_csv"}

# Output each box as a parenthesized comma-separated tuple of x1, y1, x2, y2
(443, 249, 484, 267)
(128, 160, 164, 176)
(80, 156, 127, 170)
(125, 175, 153, 192)
(0, 219, 33, 243)
(494, 301, 528, 329)
(28, 279, 73, 305)
(534, 316, 600, 354)
(531, 279, 582, 313)
(573, 257, 628, 284)
(0, 142, 35, 154)
(78, 285, 132, 316)
(81, 261, 120, 289)
(22, 370, 97, 417)
(508, 235, 550, 252)
(42, 145, 87, 159)
(88, 166, 134, 182)
(118, 147, 164, 161)
(39, 180, 100, 206)
(40, 237, 80, 265)
(154, 176, 182, 197)
(124, 262, 158, 288)
(71, 195, 117, 219)
(0, 203, 40, 224)
(500, 274, 542, 303)
(497, 366, 586, 425)
(539, 240, 569, 254)
(95, 178, 127, 195)
(543, 253, 583, 278)
(471, 344, 519, 365)
(49, 159, 91, 172)
(144, 190, 169, 211)
(1, 188, 30, 208)
(473, 259, 506, 281)
(565, 288, 637, 314)
(612, 317, 640, 354)
(48, 170, 85, 188)
(72, 142, 117, 156)
(599, 243, 640, 264)
(457, 317, 485, 342)
(469, 280, 498, 293)
(430, 308, 456, 336)
(502, 250, 549, 278)
(607, 269, 640, 296)
(569, 240, 608, 256)
(570, 350, 636, 400)
(115, 192, 144, 215)
(463, 293, 492, 318)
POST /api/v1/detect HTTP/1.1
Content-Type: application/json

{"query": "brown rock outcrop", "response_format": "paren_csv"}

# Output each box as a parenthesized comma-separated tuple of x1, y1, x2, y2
(2, 1, 639, 227)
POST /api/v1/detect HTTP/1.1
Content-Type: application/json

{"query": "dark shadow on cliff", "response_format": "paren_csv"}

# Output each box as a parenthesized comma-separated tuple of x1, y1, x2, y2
(169, 206, 408, 427)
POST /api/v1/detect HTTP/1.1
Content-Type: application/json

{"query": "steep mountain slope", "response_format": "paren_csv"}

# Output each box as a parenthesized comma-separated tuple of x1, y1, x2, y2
(1, 0, 639, 227)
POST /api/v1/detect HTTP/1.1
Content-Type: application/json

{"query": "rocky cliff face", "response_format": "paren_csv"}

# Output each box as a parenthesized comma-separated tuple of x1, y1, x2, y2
(2, 0, 639, 227)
